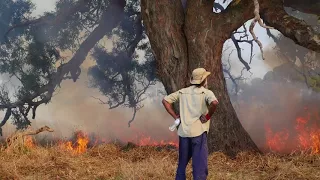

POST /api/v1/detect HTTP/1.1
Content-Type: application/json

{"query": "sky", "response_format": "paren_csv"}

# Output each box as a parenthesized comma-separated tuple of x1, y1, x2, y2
(31, 0, 58, 16)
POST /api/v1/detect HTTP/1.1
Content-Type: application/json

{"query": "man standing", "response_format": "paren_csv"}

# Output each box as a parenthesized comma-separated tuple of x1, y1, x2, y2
(162, 68, 219, 180)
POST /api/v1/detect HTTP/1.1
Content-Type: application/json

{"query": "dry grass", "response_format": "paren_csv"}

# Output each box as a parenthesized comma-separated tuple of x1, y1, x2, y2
(0, 141, 320, 180)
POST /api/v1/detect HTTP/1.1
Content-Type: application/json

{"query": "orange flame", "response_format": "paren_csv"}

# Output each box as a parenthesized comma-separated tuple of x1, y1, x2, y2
(59, 131, 89, 154)
(137, 136, 178, 147)
(265, 108, 320, 154)
(128, 132, 178, 147)
(265, 124, 289, 152)
(24, 136, 35, 148)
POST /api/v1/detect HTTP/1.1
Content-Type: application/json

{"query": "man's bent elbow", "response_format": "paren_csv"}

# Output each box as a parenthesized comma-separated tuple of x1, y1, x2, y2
(162, 99, 169, 106)
(209, 100, 218, 111)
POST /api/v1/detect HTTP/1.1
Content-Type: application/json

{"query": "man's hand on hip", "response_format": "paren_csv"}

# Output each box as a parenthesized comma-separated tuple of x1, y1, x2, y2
(200, 114, 210, 123)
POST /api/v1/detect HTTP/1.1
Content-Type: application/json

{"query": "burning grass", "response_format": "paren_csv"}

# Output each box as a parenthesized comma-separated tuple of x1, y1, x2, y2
(0, 139, 320, 180)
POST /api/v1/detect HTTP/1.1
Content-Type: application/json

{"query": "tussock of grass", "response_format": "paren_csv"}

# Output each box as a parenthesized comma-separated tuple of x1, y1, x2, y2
(0, 142, 319, 180)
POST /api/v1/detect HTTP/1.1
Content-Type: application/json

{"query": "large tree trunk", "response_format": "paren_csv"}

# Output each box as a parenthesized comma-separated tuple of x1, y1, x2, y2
(141, 0, 260, 157)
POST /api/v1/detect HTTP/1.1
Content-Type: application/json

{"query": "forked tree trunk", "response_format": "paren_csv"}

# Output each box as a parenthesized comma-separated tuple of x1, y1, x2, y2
(141, 0, 260, 157)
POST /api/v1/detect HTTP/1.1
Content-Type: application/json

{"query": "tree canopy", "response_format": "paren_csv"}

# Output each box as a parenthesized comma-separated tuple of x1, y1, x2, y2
(0, 0, 157, 133)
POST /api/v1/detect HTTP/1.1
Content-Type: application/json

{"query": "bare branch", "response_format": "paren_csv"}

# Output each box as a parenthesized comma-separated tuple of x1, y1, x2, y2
(6, 126, 54, 147)
(109, 94, 126, 109)
(127, 106, 137, 127)
(249, 0, 274, 60)
(0, 108, 12, 136)
(32, 105, 39, 119)
(91, 96, 108, 104)
(236, 38, 255, 64)
(23, 126, 54, 136)
(265, 21, 278, 42)
(231, 34, 251, 70)
(223, 49, 250, 94)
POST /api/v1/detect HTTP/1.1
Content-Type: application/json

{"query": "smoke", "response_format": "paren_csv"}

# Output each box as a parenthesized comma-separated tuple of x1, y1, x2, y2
(0, 49, 177, 145)
(1, 40, 318, 152)
(230, 48, 320, 152)
(1, 70, 177, 144)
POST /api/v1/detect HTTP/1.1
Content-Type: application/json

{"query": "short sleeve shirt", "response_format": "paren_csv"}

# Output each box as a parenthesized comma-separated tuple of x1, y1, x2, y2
(164, 85, 218, 137)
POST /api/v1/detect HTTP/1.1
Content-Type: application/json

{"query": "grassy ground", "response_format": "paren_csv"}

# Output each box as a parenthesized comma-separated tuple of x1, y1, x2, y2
(0, 142, 320, 180)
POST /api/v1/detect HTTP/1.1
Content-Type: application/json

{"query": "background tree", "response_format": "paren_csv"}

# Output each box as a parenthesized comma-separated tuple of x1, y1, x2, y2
(0, 0, 155, 133)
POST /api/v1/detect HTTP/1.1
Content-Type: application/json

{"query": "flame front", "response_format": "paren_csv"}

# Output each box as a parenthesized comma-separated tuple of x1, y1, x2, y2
(265, 108, 320, 154)
(24, 136, 35, 148)
(137, 136, 178, 147)
(75, 132, 89, 153)
(59, 131, 89, 154)
(265, 124, 289, 152)
(130, 131, 178, 147)
(58, 130, 178, 154)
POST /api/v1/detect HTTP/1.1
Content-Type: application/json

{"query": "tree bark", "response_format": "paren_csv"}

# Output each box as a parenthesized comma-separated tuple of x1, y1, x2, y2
(184, 0, 259, 157)
(283, 0, 320, 16)
(141, 1, 189, 94)
(141, 0, 260, 157)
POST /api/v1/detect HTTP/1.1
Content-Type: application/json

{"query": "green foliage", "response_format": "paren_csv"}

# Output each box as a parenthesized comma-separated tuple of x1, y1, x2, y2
(88, 1, 157, 112)
(0, 0, 34, 42)
(0, 0, 110, 129)
(0, 0, 156, 129)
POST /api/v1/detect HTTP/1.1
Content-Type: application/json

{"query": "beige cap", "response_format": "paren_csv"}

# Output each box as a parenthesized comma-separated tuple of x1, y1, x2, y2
(190, 68, 211, 85)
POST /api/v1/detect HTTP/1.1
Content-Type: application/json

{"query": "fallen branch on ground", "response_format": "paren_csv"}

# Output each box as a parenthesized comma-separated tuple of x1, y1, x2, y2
(5, 126, 54, 149)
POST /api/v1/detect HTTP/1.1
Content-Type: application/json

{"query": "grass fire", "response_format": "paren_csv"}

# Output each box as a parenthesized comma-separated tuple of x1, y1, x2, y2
(0, 0, 319, 179)
(0, 127, 320, 179)
(264, 108, 320, 154)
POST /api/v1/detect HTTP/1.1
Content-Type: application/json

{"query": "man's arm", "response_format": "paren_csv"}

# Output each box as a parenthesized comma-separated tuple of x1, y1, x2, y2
(205, 100, 219, 119)
(204, 90, 219, 120)
(162, 99, 179, 120)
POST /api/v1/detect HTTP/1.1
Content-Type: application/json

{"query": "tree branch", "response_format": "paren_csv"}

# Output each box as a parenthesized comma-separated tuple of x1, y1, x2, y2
(4, 18, 43, 38)
(283, 0, 320, 16)
(0, 108, 12, 136)
(260, 0, 320, 53)
(249, 0, 273, 60)
(4, 0, 91, 38)
(0, 1, 126, 130)
(218, 0, 255, 36)
(126, 13, 143, 56)
(223, 49, 248, 94)
(231, 34, 251, 70)
(6, 126, 54, 147)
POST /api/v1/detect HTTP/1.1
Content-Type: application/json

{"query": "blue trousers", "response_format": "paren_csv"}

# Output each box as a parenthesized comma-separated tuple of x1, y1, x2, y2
(175, 132, 208, 180)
